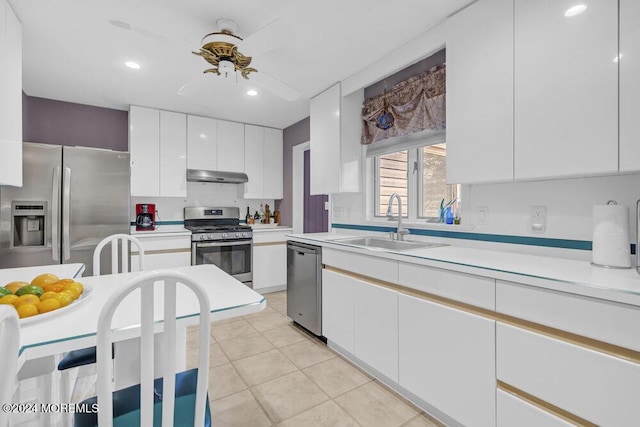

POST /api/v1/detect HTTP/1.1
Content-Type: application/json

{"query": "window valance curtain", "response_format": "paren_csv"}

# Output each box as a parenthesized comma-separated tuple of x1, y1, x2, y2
(361, 64, 446, 145)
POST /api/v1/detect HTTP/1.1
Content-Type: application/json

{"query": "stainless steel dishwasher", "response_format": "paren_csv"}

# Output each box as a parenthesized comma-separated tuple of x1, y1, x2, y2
(287, 241, 322, 336)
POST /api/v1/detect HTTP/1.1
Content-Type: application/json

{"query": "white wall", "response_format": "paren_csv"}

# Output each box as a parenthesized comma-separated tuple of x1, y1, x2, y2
(131, 182, 274, 223)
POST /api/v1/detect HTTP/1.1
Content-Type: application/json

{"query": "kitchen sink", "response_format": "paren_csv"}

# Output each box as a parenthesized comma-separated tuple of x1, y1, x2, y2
(332, 236, 448, 251)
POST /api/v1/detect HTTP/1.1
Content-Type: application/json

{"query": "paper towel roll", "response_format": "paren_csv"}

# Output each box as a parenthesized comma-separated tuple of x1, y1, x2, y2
(592, 204, 631, 268)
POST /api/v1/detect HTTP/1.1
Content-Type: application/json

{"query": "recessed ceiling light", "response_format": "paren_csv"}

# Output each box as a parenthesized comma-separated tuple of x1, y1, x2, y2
(564, 4, 587, 17)
(125, 61, 141, 69)
(247, 90, 258, 96)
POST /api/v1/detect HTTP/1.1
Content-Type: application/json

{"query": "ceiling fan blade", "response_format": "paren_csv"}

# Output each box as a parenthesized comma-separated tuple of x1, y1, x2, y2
(237, 19, 294, 57)
(250, 71, 302, 101)
(109, 19, 197, 51)
(176, 74, 209, 97)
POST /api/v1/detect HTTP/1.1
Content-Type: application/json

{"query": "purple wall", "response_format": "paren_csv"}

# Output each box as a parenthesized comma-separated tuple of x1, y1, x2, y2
(275, 117, 310, 227)
(22, 93, 128, 151)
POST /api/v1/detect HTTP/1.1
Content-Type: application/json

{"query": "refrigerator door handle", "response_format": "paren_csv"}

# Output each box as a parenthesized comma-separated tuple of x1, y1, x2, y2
(63, 167, 71, 261)
(52, 167, 61, 261)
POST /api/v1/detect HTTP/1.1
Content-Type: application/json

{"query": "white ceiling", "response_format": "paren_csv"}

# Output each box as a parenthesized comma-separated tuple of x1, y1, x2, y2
(12, 0, 472, 129)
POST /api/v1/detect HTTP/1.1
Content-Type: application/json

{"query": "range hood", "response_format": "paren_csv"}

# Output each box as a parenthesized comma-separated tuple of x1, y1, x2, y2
(187, 169, 248, 184)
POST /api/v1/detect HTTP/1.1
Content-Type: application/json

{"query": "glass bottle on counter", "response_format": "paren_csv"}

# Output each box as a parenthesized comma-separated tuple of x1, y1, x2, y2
(245, 207, 251, 224)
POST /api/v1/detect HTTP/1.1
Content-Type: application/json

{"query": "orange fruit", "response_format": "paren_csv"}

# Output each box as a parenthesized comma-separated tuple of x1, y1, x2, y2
(42, 281, 66, 293)
(4, 281, 30, 294)
(63, 283, 83, 299)
(60, 289, 78, 301)
(40, 291, 58, 301)
(37, 298, 61, 314)
(54, 292, 73, 307)
(16, 303, 38, 319)
(15, 294, 40, 307)
(0, 294, 19, 305)
(31, 274, 60, 288)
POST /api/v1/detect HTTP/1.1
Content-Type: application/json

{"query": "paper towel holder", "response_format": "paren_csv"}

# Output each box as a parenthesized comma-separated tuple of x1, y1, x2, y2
(590, 200, 633, 270)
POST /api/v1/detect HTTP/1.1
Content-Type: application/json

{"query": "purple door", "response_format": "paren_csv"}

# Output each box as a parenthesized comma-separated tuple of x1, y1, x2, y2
(303, 149, 328, 233)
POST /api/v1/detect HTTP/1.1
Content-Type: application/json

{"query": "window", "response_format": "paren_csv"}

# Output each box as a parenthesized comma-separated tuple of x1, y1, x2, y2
(374, 143, 459, 221)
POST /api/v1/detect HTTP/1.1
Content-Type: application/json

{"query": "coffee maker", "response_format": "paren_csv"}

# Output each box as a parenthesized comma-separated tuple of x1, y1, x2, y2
(135, 204, 156, 231)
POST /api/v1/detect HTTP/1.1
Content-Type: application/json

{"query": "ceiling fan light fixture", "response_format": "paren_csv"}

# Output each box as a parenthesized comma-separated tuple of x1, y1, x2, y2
(218, 60, 235, 78)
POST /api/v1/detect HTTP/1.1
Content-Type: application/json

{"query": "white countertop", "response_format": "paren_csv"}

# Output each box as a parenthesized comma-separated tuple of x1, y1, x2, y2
(287, 232, 640, 307)
(0, 263, 85, 285)
(251, 225, 293, 232)
(131, 225, 191, 238)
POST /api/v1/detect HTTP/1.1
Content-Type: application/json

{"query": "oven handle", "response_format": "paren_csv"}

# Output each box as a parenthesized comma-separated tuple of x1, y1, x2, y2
(195, 240, 252, 248)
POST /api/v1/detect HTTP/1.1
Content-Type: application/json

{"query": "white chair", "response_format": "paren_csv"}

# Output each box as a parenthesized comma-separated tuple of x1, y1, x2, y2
(0, 306, 20, 427)
(93, 234, 145, 276)
(74, 270, 211, 427)
(58, 234, 145, 407)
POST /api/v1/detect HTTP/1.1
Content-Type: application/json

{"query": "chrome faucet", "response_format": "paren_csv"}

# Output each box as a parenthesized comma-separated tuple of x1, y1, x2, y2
(386, 193, 410, 241)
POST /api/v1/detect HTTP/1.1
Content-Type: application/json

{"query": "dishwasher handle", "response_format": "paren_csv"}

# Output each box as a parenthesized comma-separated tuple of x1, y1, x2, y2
(287, 242, 320, 255)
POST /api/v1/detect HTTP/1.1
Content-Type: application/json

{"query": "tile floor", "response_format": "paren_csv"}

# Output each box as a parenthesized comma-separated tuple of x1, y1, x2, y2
(188, 291, 444, 427)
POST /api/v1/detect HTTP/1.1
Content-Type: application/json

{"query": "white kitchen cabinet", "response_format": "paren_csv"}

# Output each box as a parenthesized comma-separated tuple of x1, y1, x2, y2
(497, 322, 640, 425)
(130, 106, 187, 197)
(130, 233, 192, 271)
(0, 0, 22, 187)
(242, 125, 283, 199)
(130, 106, 160, 197)
(217, 120, 244, 173)
(253, 244, 286, 291)
(619, 0, 640, 172)
(399, 293, 496, 426)
(497, 390, 573, 427)
(187, 115, 218, 171)
(514, 0, 618, 179)
(353, 280, 398, 382)
(321, 268, 355, 354)
(446, 0, 514, 184)
(159, 111, 187, 197)
(310, 83, 341, 195)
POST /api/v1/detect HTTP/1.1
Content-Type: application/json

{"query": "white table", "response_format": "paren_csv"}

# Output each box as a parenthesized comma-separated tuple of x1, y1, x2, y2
(17, 264, 266, 373)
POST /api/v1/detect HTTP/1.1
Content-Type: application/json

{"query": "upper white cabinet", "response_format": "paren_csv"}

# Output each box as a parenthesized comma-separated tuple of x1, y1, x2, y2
(513, 0, 618, 179)
(0, 0, 22, 186)
(310, 84, 363, 195)
(446, 0, 514, 184)
(159, 111, 187, 197)
(217, 120, 244, 173)
(619, 0, 640, 173)
(187, 115, 218, 171)
(310, 83, 341, 195)
(129, 106, 186, 197)
(243, 125, 283, 199)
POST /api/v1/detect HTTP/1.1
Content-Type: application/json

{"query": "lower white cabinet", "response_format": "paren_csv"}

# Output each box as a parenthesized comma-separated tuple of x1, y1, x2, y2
(354, 281, 398, 382)
(322, 269, 355, 353)
(252, 243, 286, 291)
(398, 294, 496, 426)
(497, 322, 640, 425)
(497, 390, 572, 427)
(131, 234, 191, 271)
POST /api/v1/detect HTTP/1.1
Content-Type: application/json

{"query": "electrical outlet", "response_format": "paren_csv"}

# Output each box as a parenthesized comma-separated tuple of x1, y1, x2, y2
(477, 207, 488, 224)
(530, 206, 547, 233)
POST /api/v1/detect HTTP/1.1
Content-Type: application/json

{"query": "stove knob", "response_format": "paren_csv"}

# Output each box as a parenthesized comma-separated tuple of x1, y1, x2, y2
(242, 232, 248, 238)
(221, 233, 228, 238)
(236, 232, 242, 237)
(208, 234, 215, 239)
(200, 235, 206, 241)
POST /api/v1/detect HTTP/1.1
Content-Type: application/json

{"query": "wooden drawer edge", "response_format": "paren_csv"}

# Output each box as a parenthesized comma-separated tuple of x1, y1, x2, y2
(131, 248, 191, 256)
(323, 266, 640, 364)
(498, 381, 596, 427)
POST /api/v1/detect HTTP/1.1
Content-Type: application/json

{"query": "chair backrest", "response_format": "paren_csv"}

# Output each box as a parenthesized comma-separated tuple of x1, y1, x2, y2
(96, 270, 210, 427)
(0, 306, 19, 427)
(93, 234, 145, 276)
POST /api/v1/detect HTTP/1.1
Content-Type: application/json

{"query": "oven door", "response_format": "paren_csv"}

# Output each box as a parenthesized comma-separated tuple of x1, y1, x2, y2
(192, 239, 252, 283)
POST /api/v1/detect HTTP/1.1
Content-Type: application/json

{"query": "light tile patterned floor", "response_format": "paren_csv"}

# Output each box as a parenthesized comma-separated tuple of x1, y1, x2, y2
(188, 291, 444, 427)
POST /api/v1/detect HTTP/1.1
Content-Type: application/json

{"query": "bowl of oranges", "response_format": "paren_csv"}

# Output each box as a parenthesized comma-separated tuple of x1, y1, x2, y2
(0, 273, 92, 324)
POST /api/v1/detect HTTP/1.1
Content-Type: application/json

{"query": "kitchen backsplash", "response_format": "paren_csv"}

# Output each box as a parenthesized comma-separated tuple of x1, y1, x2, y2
(131, 182, 274, 223)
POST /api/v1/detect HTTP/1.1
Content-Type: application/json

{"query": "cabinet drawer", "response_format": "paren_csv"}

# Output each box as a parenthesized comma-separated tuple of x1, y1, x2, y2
(496, 280, 640, 351)
(497, 390, 572, 427)
(132, 235, 191, 252)
(497, 323, 640, 425)
(323, 248, 398, 284)
(399, 263, 495, 310)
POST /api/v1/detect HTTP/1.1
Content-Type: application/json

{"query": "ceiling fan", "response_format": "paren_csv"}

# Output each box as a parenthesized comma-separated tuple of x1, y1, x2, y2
(110, 17, 302, 101)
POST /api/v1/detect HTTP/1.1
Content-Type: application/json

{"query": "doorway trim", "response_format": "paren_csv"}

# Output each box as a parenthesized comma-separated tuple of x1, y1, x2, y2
(292, 141, 310, 234)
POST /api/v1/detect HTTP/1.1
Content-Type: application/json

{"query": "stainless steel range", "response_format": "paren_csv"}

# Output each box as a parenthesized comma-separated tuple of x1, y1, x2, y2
(185, 207, 253, 284)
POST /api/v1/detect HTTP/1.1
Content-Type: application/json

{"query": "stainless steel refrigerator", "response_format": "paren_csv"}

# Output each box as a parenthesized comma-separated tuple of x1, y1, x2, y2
(0, 142, 130, 276)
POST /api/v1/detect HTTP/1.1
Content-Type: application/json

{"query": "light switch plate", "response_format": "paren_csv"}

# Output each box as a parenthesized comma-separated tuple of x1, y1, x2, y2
(530, 206, 547, 233)
(477, 207, 488, 224)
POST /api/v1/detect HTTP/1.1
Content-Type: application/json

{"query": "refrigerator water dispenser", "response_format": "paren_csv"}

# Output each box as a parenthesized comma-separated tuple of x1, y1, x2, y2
(12, 202, 46, 247)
